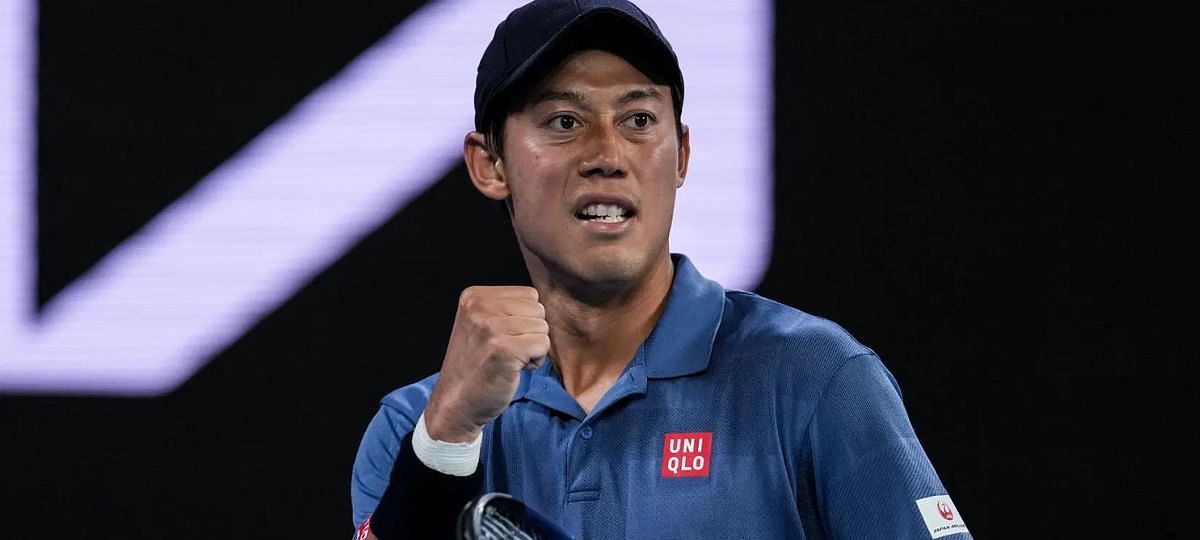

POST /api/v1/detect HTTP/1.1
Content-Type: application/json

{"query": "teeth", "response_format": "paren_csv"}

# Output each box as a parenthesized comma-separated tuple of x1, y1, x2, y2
(580, 203, 628, 219)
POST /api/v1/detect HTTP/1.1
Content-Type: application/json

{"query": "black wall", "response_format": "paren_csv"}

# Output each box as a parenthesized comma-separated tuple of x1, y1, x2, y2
(1, 1, 1183, 537)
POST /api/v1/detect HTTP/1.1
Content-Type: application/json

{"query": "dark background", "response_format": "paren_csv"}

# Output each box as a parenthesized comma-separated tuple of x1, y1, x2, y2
(1, 0, 1185, 537)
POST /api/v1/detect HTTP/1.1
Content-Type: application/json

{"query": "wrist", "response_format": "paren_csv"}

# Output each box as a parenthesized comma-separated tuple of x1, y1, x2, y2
(423, 400, 483, 443)
(413, 412, 481, 477)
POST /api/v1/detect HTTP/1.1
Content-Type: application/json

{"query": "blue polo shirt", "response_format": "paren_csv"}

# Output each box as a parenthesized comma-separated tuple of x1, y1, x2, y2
(351, 255, 970, 539)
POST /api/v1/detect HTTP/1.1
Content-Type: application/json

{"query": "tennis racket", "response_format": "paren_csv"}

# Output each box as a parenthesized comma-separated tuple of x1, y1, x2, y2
(456, 492, 574, 540)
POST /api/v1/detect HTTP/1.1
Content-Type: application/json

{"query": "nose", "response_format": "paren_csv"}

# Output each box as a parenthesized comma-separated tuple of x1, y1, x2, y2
(578, 122, 627, 179)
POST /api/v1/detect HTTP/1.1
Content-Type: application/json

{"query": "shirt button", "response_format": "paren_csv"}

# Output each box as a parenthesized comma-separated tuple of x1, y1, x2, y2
(579, 426, 593, 439)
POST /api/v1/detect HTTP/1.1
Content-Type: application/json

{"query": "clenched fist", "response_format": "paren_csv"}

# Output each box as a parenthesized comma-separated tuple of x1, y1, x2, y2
(423, 286, 550, 443)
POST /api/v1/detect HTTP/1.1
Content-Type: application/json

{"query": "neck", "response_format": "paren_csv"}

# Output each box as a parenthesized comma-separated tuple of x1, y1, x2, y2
(529, 252, 675, 413)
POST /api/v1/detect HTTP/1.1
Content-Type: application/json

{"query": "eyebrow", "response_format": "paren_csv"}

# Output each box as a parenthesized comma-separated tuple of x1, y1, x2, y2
(616, 87, 665, 105)
(530, 87, 666, 110)
(531, 90, 591, 110)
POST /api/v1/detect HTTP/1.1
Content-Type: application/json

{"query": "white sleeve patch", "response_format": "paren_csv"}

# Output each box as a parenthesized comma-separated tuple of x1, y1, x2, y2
(915, 495, 969, 538)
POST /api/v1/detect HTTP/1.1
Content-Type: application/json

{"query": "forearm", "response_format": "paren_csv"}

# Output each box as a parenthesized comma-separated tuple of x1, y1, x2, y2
(362, 417, 484, 540)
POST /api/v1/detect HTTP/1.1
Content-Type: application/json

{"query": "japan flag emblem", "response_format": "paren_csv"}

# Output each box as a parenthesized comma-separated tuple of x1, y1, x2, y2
(937, 501, 954, 520)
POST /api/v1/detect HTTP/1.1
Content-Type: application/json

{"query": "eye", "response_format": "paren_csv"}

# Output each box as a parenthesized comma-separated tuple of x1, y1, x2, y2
(624, 113, 655, 129)
(551, 115, 578, 130)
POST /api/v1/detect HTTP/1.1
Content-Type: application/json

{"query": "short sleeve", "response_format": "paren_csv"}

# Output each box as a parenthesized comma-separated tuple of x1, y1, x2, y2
(808, 354, 970, 539)
(350, 404, 417, 530)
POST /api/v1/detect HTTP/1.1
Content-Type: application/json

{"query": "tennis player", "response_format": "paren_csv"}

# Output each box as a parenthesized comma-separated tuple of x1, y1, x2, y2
(351, 1, 971, 538)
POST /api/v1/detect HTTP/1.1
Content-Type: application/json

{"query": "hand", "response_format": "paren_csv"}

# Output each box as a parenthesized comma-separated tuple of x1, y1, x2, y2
(423, 286, 550, 443)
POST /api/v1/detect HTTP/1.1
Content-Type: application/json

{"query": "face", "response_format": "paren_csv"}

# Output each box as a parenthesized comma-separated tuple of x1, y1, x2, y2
(466, 49, 690, 293)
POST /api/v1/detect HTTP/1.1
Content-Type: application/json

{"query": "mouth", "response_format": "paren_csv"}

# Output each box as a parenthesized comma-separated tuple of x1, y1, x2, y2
(573, 196, 637, 225)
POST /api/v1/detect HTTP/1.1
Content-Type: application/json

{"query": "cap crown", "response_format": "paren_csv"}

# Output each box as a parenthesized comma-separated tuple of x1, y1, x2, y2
(473, 0, 683, 131)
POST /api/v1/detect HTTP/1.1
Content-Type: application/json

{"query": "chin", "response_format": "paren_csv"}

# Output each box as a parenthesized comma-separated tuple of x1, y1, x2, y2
(540, 245, 650, 301)
(578, 259, 640, 287)
(569, 249, 641, 283)
(520, 231, 667, 297)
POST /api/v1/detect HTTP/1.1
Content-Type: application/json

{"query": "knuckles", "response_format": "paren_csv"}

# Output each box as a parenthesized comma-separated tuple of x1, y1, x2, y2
(481, 335, 504, 357)
(458, 286, 483, 311)
(453, 286, 548, 362)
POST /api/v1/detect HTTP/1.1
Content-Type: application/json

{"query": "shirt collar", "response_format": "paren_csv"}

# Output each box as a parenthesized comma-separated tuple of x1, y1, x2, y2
(643, 253, 726, 378)
(511, 253, 726, 405)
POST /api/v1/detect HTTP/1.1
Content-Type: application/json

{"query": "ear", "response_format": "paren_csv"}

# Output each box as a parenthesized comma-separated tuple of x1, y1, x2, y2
(464, 132, 509, 200)
(675, 123, 691, 189)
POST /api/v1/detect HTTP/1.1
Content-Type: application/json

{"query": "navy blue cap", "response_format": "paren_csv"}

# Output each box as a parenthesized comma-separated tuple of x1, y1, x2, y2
(473, 0, 684, 132)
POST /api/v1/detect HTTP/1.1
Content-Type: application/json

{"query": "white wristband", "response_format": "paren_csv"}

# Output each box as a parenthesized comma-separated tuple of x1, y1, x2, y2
(412, 412, 482, 477)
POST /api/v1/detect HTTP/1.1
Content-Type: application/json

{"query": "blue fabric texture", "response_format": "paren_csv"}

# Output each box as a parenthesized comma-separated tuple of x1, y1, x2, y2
(350, 254, 968, 539)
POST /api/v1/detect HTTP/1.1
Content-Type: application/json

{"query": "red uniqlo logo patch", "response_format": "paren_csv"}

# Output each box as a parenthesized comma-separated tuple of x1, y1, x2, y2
(661, 432, 712, 478)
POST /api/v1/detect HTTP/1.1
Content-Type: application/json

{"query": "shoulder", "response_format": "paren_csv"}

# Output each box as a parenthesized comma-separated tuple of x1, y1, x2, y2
(719, 289, 876, 366)
(709, 289, 893, 409)
(356, 372, 441, 453)
(377, 372, 441, 425)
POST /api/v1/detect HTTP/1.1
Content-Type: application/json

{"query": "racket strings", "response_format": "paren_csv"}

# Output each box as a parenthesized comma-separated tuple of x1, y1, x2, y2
(478, 505, 539, 540)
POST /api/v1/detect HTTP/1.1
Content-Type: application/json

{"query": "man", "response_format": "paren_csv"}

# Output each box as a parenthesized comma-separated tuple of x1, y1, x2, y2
(351, 0, 971, 538)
